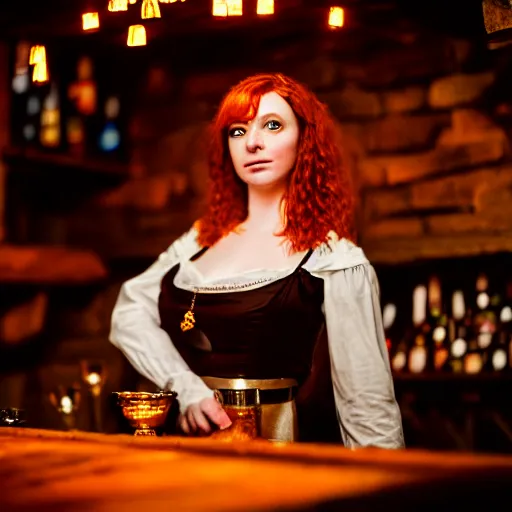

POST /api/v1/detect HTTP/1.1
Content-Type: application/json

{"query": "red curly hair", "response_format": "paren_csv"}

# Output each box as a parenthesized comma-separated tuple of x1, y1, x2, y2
(196, 73, 355, 252)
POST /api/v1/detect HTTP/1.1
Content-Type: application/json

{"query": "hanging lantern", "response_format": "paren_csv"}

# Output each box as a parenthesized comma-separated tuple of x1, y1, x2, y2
(108, 0, 128, 12)
(328, 6, 344, 28)
(141, 0, 161, 18)
(213, 0, 242, 16)
(212, 0, 227, 16)
(127, 25, 147, 46)
(227, 0, 242, 15)
(256, 0, 273, 15)
(82, 12, 100, 31)
(29, 45, 46, 65)
(29, 45, 49, 84)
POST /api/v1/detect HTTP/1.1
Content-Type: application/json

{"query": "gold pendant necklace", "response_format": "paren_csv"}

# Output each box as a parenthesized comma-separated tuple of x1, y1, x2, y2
(180, 291, 197, 332)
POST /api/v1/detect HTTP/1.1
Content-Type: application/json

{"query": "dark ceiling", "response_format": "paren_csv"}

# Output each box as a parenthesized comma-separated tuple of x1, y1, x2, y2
(0, 0, 487, 44)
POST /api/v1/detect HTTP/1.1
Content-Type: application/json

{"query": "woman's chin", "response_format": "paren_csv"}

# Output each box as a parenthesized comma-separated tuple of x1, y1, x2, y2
(243, 172, 289, 189)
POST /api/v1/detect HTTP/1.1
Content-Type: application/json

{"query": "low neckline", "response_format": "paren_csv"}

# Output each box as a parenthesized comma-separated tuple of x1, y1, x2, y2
(185, 246, 313, 283)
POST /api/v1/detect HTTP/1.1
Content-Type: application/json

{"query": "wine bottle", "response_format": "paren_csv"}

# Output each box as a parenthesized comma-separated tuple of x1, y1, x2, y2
(426, 275, 448, 372)
(407, 284, 428, 374)
(490, 281, 512, 373)
(474, 273, 498, 353)
(448, 290, 468, 373)
(382, 302, 397, 357)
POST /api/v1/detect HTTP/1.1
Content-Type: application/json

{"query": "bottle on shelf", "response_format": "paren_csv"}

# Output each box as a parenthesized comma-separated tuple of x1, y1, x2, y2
(473, 273, 499, 350)
(407, 284, 428, 374)
(427, 275, 449, 372)
(448, 290, 469, 374)
(382, 302, 397, 357)
(489, 280, 512, 373)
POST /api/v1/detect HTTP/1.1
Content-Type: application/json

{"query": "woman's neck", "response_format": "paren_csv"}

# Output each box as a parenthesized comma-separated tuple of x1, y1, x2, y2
(243, 184, 287, 233)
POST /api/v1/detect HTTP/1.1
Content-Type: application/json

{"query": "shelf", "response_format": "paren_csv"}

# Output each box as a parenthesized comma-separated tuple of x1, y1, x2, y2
(2, 147, 129, 184)
(0, 244, 108, 285)
(393, 372, 512, 383)
(364, 234, 512, 265)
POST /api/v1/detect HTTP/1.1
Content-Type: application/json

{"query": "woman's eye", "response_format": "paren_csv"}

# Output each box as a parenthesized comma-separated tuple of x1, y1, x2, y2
(229, 127, 245, 137)
(266, 120, 281, 131)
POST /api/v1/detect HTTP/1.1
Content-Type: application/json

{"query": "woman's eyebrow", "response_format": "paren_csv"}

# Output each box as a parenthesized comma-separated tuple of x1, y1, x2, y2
(257, 112, 282, 121)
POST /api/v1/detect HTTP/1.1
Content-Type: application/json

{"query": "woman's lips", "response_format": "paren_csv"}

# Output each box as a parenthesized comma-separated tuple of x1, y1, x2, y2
(244, 160, 272, 168)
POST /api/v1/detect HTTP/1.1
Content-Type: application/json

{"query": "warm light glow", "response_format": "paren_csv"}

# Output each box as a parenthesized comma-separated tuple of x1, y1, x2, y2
(60, 396, 73, 415)
(142, 0, 161, 18)
(213, 0, 242, 16)
(41, 109, 59, 126)
(32, 62, 49, 83)
(85, 372, 102, 386)
(29, 45, 46, 65)
(82, 12, 100, 30)
(108, 0, 128, 12)
(257, 0, 273, 15)
(213, 0, 227, 16)
(41, 125, 60, 147)
(41, 86, 60, 146)
(127, 25, 147, 46)
(328, 6, 344, 28)
(129, 0, 137, 3)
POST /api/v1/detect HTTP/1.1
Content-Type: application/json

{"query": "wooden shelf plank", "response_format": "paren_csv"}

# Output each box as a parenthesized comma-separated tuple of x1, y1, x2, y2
(363, 234, 512, 264)
(0, 245, 108, 285)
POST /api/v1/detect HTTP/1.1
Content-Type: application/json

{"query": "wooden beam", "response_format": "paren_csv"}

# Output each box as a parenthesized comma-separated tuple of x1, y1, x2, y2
(363, 233, 512, 264)
(0, 245, 107, 284)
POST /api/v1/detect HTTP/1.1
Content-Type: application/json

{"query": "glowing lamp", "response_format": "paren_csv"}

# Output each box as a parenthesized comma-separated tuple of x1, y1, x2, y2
(127, 25, 147, 46)
(142, 0, 161, 18)
(328, 6, 344, 28)
(257, 0, 273, 15)
(213, 0, 242, 17)
(29, 45, 46, 65)
(82, 12, 100, 31)
(108, 0, 128, 12)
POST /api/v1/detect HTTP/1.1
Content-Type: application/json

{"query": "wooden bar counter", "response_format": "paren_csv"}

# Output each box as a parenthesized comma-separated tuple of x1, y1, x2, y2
(1, 428, 512, 511)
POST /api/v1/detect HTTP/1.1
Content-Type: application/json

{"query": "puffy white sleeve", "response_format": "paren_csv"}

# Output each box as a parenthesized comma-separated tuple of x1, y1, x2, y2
(306, 236, 405, 449)
(109, 228, 214, 413)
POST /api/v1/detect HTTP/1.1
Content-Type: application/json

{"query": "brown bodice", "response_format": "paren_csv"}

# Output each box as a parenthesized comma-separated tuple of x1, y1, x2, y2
(157, 250, 341, 442)
(158, 250, 324, 384)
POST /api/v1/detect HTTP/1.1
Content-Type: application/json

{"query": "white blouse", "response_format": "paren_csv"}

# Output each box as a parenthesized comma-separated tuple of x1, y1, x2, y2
(109, 227, 405, 449)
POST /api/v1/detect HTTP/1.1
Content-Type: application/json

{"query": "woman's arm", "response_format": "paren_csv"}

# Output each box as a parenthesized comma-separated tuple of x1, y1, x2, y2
(109, 229, 215, 412)
(323, 263, 405, 449)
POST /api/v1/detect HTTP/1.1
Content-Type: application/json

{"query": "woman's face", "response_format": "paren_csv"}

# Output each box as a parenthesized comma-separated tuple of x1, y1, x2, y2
(227, 91, 300, 190)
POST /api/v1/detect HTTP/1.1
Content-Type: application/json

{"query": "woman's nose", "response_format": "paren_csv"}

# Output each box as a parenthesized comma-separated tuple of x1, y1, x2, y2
(246, 128, 264, 152)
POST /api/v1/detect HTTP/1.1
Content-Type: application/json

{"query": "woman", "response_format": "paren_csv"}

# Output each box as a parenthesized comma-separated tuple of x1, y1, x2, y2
(110, 73, 404, 448)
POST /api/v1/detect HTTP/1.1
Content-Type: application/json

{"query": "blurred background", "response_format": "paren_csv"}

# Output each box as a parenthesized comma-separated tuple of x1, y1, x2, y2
(0, 0, 511, 453)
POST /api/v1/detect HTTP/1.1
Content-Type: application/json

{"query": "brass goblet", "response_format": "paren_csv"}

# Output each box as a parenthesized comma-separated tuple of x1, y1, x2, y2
(114, 391, 176, 436)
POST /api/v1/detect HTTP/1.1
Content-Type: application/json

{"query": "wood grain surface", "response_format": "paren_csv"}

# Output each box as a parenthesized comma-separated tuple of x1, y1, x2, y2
(1, 428, 512, 511)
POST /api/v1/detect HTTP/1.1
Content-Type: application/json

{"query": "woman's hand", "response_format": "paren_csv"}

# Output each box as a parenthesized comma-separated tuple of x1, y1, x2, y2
(179, 397, 232, 435)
